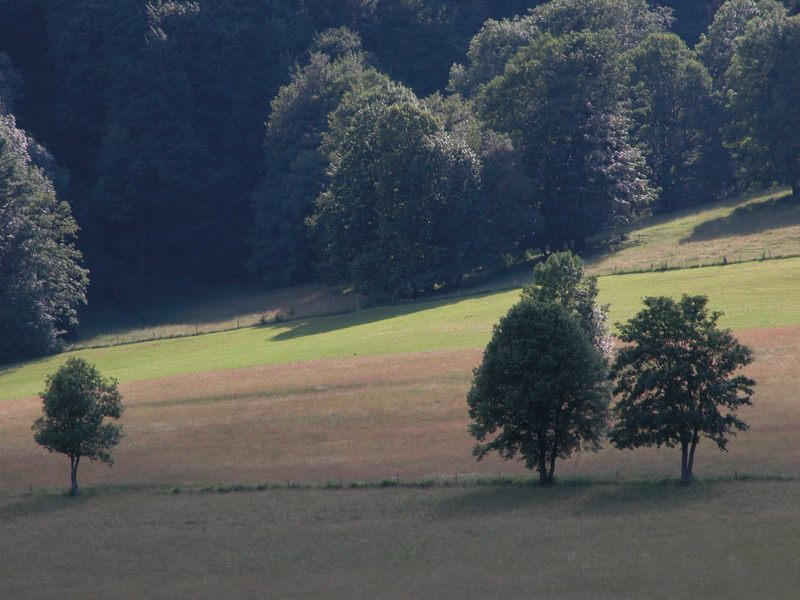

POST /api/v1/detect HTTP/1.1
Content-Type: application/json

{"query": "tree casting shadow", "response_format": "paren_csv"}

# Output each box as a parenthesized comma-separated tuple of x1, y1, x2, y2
(267, 291, 499, 342)
(681, 192, 799, 243)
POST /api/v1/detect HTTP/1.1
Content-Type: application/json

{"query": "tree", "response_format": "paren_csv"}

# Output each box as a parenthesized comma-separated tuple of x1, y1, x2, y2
(696, 0, 787, 93)
(468, 300, 611, 485)
(32, 358, 124, 496)
(626, 33, 731, 211)
(448, 16, 539, 96)
(478, 30, 656, 250)
(249, 34, 406, 286)
(611, 295, 755, 484)
(726, 12, 800, 197)
(521, 251, 610, 354)
(528, 0, 672, 49)
(311, 100, 485, 298)
(0, 114, 88, 363)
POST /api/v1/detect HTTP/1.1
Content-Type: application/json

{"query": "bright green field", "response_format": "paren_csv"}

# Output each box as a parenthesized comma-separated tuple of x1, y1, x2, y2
(2, 257, 798, 402)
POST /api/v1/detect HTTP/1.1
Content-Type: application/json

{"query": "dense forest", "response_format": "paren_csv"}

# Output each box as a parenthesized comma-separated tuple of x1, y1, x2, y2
(1, 0, 799, 360)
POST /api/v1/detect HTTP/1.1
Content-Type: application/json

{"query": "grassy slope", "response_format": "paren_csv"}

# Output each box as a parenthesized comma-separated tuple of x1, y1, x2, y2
(2, 482, 799, 599)
(2, 256, 800, 401)
(588, 188, 800, 275)
(68, 188, 799, 347)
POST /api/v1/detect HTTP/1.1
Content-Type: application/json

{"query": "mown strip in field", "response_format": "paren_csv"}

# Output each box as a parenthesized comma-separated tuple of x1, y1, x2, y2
(1, 258, 799, 401)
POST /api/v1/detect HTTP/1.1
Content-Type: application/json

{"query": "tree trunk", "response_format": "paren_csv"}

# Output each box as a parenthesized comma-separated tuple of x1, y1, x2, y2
(793, 179, 800, 200)
(546, 451, 557, 486)
(686, 432, 700, 484)
(537, 454, 549, 486)
(69, 455, 80, 496)
(680, 441, 691, 485)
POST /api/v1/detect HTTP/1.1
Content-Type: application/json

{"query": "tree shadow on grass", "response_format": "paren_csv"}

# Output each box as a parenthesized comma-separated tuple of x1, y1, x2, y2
(431, 479, 724, 520)
(430, 483, 590, 519)
(0, 492, 93, 521)
(267, 291, 500, 342)
(681, 192, 800, 244)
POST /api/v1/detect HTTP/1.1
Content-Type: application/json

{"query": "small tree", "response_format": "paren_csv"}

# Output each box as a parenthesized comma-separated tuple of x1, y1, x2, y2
(611, 295, 755, 484)
(32, 358, 124, 496)
(521, 251, 610, 354)
(468, 300, 611, 485)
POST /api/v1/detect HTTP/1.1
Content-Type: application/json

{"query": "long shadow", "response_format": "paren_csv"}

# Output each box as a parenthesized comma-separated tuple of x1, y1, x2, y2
(431, 483, 591, 519)
(681, 192, 800, 243)
(576, 480, 722, 517)
(0, 492, 93, 521)
(267, 290, 505, 342)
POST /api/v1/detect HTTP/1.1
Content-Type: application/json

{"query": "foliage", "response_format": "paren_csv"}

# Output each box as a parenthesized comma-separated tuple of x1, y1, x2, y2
(478, 30, 656, 249)
(311, 100, 484, 297)
(0, 114, 88, 362)
(448, 16, 539, 95)
(611, 295, 755, 483)
(521, 251, 610, 354)
(696, 0, 787, 93)
(726, 11, 800, 196)
(248, 34, 400, 286)
(467, 300, 610, 485)
(529, 0, 672, 48)
(626, 33, 731, 211)
(32, 357, 124, 495)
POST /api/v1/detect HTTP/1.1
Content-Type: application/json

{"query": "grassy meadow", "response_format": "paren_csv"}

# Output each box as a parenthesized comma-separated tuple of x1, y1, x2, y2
(2, 481, 799, 598)
(2, 256, 800, 402)
(588, 188, 800, 274)
(2, 189, 800, 598)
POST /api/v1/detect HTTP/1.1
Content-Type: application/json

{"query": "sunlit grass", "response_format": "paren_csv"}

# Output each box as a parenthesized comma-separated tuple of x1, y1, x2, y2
(2, 257, 799, 401)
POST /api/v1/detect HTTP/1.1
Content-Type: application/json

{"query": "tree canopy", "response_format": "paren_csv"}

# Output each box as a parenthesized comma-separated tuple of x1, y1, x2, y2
(311, 100, 484, 297)
(468, 299, 611, 485)
(726, 10, 800, 196)
(0, 114, 87, 362)
(32, 358, 124, 496)
(611, 295, 755, 483)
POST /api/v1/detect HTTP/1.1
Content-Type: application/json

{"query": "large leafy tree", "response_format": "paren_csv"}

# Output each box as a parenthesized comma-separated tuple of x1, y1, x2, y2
(529, 0, 672, 48)
(696, 0, 787, 93)
(311, 100, 484, 298)
(627, 33, 730, 211)
(468, 300, 610, 485)
(478, 30, 655, 250)
(726, 11, 800, 197)
(0, 114, 88, 362)
(611, 295, 755, 484)
(249, 32, 410, 286)
(33, 358, 123, 496)
(521, 251, 610, 354)
(448, 16, 540, 96)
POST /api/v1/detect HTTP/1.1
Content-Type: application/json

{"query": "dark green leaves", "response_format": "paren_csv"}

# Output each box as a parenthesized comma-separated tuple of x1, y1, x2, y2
(468, 299, 611, 484)
(33, 357, 124, 466)
(610, 295, 755, 479)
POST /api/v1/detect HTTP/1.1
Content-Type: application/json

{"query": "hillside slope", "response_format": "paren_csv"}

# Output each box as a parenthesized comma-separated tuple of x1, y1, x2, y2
(2, 257, 800, 402)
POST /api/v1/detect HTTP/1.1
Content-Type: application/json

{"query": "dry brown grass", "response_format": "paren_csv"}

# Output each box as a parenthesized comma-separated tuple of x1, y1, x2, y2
(2, 327, 798, 492)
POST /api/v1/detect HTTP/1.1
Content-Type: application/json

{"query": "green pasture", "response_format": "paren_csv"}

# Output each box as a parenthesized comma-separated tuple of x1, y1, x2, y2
(2, 257, 798, 401)
(588, 188, 800, 275)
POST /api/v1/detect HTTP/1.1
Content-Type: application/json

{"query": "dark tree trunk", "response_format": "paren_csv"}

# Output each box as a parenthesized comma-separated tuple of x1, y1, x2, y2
(687, 432, 700, 483)
(680, 441, 691, 485)
(69, 455, 80, 496)
(793, 180, 800, 200)
(537, 455, 549, 486)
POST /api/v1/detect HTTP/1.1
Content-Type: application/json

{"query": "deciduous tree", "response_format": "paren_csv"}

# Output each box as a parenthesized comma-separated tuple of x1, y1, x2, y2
(468, 300, 611, 485)
(611, 295, 755, 484)
(32, 358, 124, 496)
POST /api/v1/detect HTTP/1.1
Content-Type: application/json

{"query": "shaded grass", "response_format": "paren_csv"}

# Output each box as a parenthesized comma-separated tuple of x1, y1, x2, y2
(1, 480, 799, 599)
(2, 257, 800, 401)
